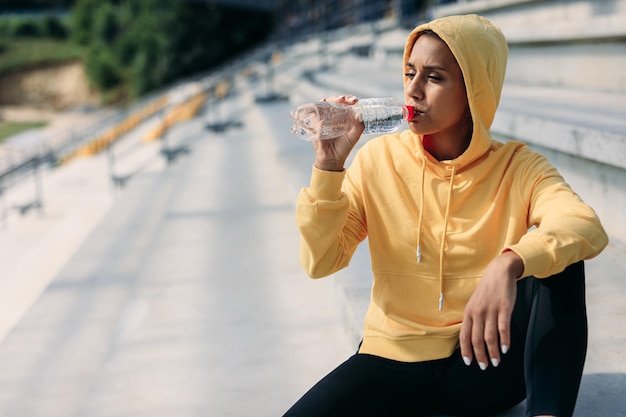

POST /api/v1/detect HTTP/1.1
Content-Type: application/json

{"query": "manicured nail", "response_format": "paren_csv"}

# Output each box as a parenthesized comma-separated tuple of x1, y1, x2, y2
(463, 356, 471, 366)
(478, 362, 487, 371)
(491, 358, 500, 368)
(501, 344, 509, 354)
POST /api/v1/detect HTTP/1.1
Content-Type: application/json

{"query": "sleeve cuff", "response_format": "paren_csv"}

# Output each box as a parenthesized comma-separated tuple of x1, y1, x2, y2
(504, 235, 553, 278)
(309, 165, 346, 201)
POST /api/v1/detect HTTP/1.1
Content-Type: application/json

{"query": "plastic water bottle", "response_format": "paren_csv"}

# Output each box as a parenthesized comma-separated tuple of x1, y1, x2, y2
(289, 97, 415, 141)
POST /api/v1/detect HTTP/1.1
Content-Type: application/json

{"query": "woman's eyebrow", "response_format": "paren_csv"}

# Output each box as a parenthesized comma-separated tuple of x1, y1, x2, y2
(423, 65, 447, 71)
(406, 62, 448, 71)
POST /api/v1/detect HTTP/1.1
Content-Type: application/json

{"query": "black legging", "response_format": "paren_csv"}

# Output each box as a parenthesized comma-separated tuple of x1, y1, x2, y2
(283, 261, 587, 417)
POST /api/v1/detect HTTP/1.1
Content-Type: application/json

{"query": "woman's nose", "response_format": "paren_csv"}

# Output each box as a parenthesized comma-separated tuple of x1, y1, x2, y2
(406, 77, 424, 101)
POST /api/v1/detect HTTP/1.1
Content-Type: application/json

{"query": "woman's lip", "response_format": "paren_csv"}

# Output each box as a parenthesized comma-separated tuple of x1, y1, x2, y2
(406, 105, 424, 121)
(411, 109, 425, 118)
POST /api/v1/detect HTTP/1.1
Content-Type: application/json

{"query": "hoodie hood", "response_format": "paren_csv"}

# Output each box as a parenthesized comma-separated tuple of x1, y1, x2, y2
(403, 14, 509, 168)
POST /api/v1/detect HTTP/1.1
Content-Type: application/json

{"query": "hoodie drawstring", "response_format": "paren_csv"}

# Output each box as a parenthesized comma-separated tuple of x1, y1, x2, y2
(416, 161, 456, 312)
(416, 160, 426, 264)
(438, 165, 456, 311)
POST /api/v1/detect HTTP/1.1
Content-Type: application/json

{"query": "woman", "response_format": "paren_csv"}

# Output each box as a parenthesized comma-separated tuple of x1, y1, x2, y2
(286, 14, 608, 417)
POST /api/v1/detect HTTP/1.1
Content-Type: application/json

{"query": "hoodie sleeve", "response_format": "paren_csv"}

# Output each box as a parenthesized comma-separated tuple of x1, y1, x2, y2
(296, 165, 367, 278)
(505, 151, 609, 278)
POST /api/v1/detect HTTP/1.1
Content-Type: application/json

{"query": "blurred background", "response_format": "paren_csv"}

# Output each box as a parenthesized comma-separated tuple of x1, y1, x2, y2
(0, 1, 624, 416)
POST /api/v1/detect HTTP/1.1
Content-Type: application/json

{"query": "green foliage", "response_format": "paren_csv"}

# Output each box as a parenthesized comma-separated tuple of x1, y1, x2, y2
(114, 32, 138, 67)
(42, 15, 69, 39)
(0, 20, 10, 37)
(0, 0, 74, 9)
(70, 0, 275, 99)
(0, 0, 275, 102)
(0, 15, 69, 40)
(119, 0, 172, 95)
(85, 44, 122, 90)
(12, 18, 43, 38)
(93, 2, 119, 45)
(71, 0, 98, 45)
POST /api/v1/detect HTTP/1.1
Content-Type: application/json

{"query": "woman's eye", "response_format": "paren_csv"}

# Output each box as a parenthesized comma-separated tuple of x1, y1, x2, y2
(404, 72, 415, 79)
(427, 74, 442, 81)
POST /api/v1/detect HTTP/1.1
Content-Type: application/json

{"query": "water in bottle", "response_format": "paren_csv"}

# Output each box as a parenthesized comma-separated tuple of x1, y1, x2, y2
(290, 97, 415, 141)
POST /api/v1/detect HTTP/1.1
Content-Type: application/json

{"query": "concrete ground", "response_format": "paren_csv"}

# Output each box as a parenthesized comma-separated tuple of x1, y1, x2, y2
(0, 33, 624, 417)
(0, 86, 361, 417)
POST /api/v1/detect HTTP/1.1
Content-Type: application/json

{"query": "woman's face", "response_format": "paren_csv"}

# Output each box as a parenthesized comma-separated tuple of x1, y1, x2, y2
(404, 34, 471, 144)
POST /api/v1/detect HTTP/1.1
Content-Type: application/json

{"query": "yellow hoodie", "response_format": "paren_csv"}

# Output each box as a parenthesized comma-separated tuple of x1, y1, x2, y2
(296, 14, 608, 362)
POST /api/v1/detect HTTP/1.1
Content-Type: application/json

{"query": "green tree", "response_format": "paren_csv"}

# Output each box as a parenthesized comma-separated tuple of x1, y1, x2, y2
(12, 18, 42, 38)
(93, 2, 119, 45)
(126, 0, 174, 95)
(71, 0, 99, 45)
(42, 15, 69, 39)
(164, 1, 223, 83)
(70, 0, 275, 98)
(85, 44, 122, 90)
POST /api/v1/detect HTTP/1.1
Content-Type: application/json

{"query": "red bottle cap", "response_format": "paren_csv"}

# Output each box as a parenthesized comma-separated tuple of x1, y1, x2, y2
(404, 105, 415, 121)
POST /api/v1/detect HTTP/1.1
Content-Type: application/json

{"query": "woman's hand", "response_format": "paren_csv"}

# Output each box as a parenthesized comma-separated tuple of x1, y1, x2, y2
(312, 95, 365, 172)
(459, 251, 524, 370)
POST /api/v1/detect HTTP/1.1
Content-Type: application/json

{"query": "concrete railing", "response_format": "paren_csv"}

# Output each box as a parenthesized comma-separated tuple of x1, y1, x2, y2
(432, 0, 626, 92)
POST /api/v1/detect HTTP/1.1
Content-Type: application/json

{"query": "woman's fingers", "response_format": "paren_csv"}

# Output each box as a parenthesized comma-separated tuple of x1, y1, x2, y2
(470, 314, 489, 370)
(484, 315, 501, 367)
(311, 95, 363, 171)
(322, 95, 358, 104)
(498, 308, 511, 356)
(460, 253, 519, 370)
(459, 316, 473, 366)
(460, 306, 491, 370)
(460, 305, 511, 370)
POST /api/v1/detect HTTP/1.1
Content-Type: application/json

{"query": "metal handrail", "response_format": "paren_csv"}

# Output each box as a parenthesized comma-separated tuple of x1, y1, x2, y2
(0, 152, 52, 190)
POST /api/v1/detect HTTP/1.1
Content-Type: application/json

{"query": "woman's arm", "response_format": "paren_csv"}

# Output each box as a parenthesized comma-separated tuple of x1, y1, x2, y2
(506, 151, 608, 278)
(296, 95, 367, 278)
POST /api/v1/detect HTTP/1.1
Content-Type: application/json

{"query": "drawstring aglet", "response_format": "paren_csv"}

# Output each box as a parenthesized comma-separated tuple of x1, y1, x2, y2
(417, 245, 422, 263)
(438, 292, 444, 311)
